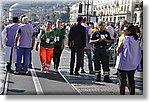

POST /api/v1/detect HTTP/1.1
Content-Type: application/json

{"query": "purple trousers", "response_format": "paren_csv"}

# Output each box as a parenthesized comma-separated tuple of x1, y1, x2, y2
(16, 47, 32, 72)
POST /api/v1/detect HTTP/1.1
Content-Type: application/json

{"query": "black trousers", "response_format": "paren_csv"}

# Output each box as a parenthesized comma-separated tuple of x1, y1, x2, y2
(53, 45, 63, 69)
(93, 47, 110, 74)
(118, 69, 135, 95)
(70, 48, 83, 72)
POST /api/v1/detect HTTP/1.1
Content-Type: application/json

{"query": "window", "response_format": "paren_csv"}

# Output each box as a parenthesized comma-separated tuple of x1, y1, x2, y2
(124, 5, 126, 11)
(134, 13, 137, 23)
(110, 17, 112, 22)
(121, 6, 123, 11)
(127, 5, 129, 11)
(114, 17, 116, 22)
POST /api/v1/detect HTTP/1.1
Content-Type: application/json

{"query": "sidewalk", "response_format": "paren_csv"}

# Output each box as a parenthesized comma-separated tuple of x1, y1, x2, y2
(0, 49, 7, 95)
(58, 49, 143, 95)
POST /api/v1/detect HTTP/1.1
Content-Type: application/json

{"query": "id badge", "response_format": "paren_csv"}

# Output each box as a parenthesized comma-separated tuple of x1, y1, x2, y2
(45, 38, 50, 43)
(56, 36, 60, 41)
(101, 35, 105, 39)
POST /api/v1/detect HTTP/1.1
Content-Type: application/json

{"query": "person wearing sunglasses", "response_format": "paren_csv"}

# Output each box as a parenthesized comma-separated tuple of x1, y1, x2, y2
(90, 21, 113, 83)
(115, 24, 142, 95)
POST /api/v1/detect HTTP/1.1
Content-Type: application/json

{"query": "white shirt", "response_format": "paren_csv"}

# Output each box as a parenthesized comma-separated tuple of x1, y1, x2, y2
(106, 25, 115, 39)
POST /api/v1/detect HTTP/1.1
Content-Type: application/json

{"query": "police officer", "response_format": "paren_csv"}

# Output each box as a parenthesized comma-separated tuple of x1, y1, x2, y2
(90, 21, 113, 83)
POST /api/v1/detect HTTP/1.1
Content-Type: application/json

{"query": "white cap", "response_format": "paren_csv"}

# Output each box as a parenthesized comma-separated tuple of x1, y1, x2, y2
(22, 17, 29, 24)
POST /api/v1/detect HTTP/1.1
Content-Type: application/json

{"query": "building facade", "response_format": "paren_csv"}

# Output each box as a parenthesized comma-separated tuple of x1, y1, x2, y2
(96, 0, 143, 25)
(69, 0, 95, 24)
(69, 0, 143, 25)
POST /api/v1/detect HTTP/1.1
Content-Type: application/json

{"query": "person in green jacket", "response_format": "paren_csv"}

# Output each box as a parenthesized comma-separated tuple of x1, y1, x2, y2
(36, 21, 55, 73)
(53, 19, 66, 72)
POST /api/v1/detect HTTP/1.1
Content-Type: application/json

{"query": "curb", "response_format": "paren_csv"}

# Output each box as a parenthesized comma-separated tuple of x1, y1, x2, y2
(0, 50, 7, 95)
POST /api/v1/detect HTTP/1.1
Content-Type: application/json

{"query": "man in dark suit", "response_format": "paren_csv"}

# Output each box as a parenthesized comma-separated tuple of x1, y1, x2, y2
(68, 16, 86, 75)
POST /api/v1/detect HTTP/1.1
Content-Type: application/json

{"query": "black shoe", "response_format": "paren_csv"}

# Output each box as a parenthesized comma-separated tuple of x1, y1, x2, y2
(74, 71, 80, 75)
(80, 70, 86, 73)
(28, 64, 32, 68)
(14, 71, 19, 75)
(8, 69, 14, 73)
(6, 63, 11, 71)
(7, 68, 11, 71)
(70, 71, 73, 75)
(104, 76, 113, 83)
(95, 74, 101, 82)
(54, 64, 56, 69)
(89, 71, 95, 74)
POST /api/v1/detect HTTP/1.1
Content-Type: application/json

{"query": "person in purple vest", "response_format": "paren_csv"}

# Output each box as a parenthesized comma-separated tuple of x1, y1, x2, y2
(1, 17, 19, 71)
(14, 17, 35, 74)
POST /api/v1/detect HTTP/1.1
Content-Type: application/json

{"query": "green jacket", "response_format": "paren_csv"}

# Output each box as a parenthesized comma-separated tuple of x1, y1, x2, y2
(40, 29, 55, 48)
(53, 27, 66, 46)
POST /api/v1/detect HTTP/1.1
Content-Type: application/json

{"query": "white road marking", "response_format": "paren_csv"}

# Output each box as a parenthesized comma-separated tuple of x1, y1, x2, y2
(64, 49, 103, 74)
(58, 68, 81, 95)
(30, 67, 44, 95)
(58, 49, 82, 94)
(3, 72, 9, 95)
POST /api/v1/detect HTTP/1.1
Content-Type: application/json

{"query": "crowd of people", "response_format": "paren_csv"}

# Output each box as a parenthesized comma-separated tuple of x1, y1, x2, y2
(1, 15, 143, 95)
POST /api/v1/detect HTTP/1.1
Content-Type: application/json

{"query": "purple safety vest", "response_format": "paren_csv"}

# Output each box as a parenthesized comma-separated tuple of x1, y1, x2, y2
(6, 23, 19, 47)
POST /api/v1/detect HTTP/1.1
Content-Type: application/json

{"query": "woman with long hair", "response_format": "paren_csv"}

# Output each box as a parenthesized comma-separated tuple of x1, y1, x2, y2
(36, 21, 55, 73)
(53, 19, 66, 72)
(115, 24, 142, 95)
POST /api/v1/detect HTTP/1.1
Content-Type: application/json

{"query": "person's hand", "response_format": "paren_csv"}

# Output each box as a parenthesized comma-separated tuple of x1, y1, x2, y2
(98, 38, 103, 42)
(50, 41, 55, 44)
(103, 38, 107, 42)
(14, 43, 17, 48)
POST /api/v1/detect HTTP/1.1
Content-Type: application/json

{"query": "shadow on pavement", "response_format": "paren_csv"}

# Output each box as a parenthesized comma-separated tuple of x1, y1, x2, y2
(34, 67, 68, 83)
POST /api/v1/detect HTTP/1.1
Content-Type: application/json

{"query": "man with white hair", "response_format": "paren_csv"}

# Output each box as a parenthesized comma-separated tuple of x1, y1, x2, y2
(105, 22, 115, 40)
(14, 17, 35, 74)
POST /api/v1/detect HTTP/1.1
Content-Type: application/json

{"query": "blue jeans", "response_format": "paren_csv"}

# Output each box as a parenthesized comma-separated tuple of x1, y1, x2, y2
(80, 49, 93, 72)
(16, 47, 31, 72)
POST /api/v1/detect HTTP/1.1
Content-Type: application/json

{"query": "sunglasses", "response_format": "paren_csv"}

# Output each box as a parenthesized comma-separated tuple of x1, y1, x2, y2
(46, 24, 51, 26)
(123, 29, 129, 32)
(99, 24, 105, 26)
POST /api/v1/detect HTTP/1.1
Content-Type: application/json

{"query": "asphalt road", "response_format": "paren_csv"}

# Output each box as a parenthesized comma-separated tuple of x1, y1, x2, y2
(5, 49, 79, 95)
(1, 47, 143, 95)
